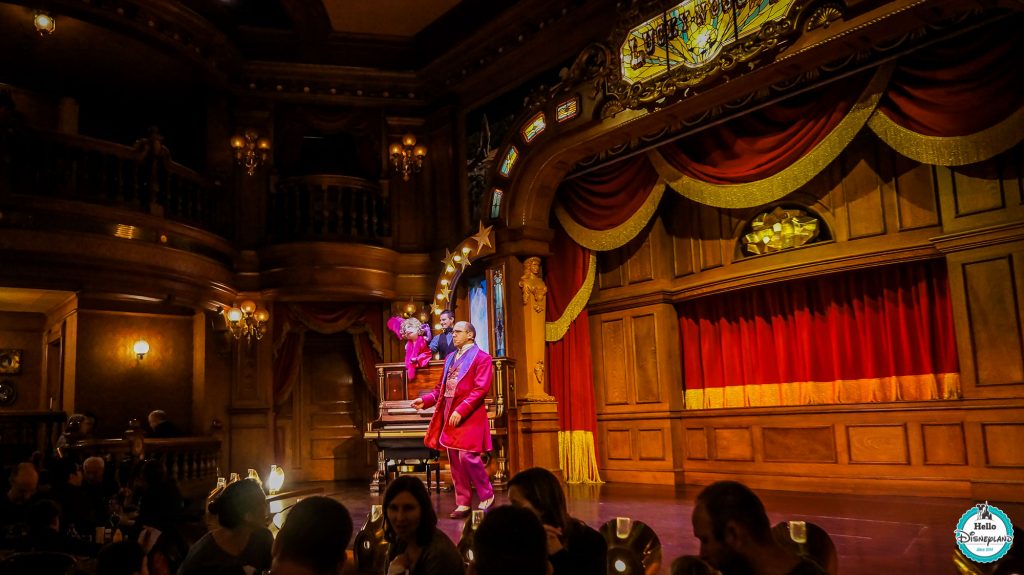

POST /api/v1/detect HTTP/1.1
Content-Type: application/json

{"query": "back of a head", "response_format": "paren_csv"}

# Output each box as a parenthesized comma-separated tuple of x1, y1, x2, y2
(276, 496, 353, 573)
(473, 505, 549, 575)
(210, 478, 266, 529)
(507, 466, 569, 530)
(98, 541, 146, 575)
(696, 481, 772, 544)
(670, 555, 717, 575)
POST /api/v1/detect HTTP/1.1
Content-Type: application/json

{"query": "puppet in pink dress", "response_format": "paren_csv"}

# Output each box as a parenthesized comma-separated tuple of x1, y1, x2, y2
(387, 316, 432, 380)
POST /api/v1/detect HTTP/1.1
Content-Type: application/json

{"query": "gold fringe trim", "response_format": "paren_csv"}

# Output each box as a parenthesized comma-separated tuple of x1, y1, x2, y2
(684, 372, 961, 409)
(558, 430, 604, 484)
(545, 251, 596, 342)
(650, 64, 894, 209)
(554, 182, 666, 251)
(867, 103, 1024, 167)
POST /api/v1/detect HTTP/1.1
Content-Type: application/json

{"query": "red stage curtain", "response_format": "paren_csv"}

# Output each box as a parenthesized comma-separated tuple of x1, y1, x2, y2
(875, 16, 1023, 137)
(657, 70, 873, 184)
(272, 303, 383, 406)
(559, 154, 661, 230)
(545, 224, 602, 482)
(679, 259, 960, 408)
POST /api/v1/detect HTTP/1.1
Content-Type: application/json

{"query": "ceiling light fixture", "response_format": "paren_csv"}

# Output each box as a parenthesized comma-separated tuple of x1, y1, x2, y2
(34, 12, 55, 35)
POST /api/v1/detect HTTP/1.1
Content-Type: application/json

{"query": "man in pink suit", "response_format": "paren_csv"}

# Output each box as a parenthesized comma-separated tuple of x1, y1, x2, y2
(411, 321, 495, 518)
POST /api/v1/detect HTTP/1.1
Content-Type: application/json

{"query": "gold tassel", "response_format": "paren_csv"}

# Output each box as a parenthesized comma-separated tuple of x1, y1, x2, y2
(558, 430, 604, 484)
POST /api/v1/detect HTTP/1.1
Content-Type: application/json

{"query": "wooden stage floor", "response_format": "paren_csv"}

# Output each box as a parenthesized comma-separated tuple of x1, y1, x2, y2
(302, 480, 1023, 575)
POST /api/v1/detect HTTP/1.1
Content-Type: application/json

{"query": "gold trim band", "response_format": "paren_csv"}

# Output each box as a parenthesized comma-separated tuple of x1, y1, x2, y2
(545, 250, 596, 342)
(867, 104, 1024, 166)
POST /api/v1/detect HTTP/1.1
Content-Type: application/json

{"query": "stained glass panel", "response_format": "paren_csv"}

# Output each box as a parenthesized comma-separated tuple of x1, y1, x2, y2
(499, 146, 518, 177)
(521, 112, 547, 143)
(490, 189, 503, 219)
(556, 97, 580, 122)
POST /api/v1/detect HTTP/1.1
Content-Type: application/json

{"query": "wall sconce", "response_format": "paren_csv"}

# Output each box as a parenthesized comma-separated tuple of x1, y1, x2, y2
(221, 300, 270, 342)
(133, 339, 150, 360)
(34, 12, 55, 35)
(230, 129, 271, 176)
(389, 133, 427, 181)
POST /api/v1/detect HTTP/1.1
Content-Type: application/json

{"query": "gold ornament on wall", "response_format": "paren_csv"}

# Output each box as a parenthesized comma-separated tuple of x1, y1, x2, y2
(742, 206, 820, 255)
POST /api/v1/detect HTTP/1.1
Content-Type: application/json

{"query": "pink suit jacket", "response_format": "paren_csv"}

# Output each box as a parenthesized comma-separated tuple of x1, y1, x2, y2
(420, 345, 493, 453)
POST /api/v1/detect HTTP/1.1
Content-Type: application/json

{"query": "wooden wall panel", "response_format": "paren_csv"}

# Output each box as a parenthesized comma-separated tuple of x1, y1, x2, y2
(632, 314, 661, 403)
(601, 319, 629, 405)
(952, 165, 1004, 216)
(892, 153, 940, 231)
(962, 257, 1024, 386)
(628, 235, 655, 283)
(673, 235, 695, 278)
(843, 136, 886, 239)
(638, 428, 666, 460)
(714, 427, 753, 461)
(847, 425, 908, 464)
(982, 423, 1024, 467)
(606, 428, 633, 460)
(686, 428, 708, 460)
(699, 204, 723, 270)
(763, 427, 836, 463)
(922, 423, 966, 465)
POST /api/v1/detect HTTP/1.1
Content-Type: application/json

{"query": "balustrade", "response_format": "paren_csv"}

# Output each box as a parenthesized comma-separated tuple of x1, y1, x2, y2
(270, 175, 390, 243)
(0, 126, 224, 234)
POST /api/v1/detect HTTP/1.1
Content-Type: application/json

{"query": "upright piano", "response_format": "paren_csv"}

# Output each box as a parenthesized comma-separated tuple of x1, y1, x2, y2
(365, 357, 513, 494)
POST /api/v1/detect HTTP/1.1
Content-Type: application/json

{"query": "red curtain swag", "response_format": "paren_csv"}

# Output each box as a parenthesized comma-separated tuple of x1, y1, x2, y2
(558, 154, 662, 230)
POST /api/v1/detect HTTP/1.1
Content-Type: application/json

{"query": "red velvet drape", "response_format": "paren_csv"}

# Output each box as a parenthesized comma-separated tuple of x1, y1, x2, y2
(545, 225, 597, 435)
(657, 70, 873, 184)
(679, 259, 959, 403)
(272, 303, 382, 406)
(877, 16, 1024, 136)
(558, 154, 661, 230)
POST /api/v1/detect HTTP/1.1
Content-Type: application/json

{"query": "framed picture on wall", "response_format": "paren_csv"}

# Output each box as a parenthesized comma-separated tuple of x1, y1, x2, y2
(0, 349, 22, 374)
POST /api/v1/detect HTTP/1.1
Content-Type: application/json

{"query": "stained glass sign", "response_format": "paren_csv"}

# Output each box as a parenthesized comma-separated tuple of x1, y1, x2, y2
(499, 146, 518, 177)
(620, 0, 797, 84)
(490, 189, 503, 219)
(555, 97, 580, 122)
(521, 112, 547, 143)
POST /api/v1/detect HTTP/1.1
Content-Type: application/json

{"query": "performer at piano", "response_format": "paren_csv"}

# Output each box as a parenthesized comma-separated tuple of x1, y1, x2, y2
(411, 321, 495, 519)
(429, 309, 457, 360)
(387, 316, 433, 380)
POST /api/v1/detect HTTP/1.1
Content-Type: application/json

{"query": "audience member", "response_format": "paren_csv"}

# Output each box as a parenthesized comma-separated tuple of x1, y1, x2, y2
(98, 540, 149, 575)
(177, 478, 273, 575)
(507, 467, 606, 575)
(691, 481, 827, 575)
(132, 459, 183, 532)
(670, 555, 718, 575)
(1, 462, 40, 537)
(383, 475, 464, 575)
(56, 413, 96, 452)
(471, 505, 551, 575)
(19, 498, 98, 556)
(147, 411, 184, 438)
(270, 496, 353, 575)
(51, 457, 100, 536)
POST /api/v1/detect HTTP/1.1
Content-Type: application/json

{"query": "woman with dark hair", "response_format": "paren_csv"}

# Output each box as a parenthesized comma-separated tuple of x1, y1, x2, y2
(507, 467, 606, 575)
(383, 475, 464, 575)
(176, 478, 272, 575)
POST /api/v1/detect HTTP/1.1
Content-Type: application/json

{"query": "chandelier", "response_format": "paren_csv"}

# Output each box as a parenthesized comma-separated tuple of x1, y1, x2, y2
(221, 300, 270, 341)
(229, 130, 271, 176)
(389, 133, 427, 181)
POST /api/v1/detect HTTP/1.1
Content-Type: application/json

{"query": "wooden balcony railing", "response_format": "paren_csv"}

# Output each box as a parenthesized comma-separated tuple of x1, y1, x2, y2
(63, 436, 221, 498)
(0, 126, 225, 234)
(0, 410, 66, 467)
(269, 175, 390, 243)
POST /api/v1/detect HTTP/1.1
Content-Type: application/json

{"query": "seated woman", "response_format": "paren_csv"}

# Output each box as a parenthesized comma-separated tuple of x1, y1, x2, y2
(383, 475, 464, 575)
(507, 467, 607, 575)
(177, 478, 272, 575)
(387, 316, 433, 380)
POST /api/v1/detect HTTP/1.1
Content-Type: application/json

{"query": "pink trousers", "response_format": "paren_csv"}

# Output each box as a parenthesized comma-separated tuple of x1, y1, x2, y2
(448, 448, 493, 507)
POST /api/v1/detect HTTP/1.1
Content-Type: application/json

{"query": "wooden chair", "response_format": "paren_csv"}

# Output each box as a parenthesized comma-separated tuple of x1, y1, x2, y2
(772, 520, 838, 575)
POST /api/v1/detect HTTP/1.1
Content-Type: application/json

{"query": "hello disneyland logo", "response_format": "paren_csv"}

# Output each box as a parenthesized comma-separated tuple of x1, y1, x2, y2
(955, 501, 1015, 563)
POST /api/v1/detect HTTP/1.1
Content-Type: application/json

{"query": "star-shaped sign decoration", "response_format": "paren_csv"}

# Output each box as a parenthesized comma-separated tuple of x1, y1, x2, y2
(438, 284, 451, 302)
(430, 302, 443, 316)
(441, 248, 457, 271)
(472, 222, 494, 253)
